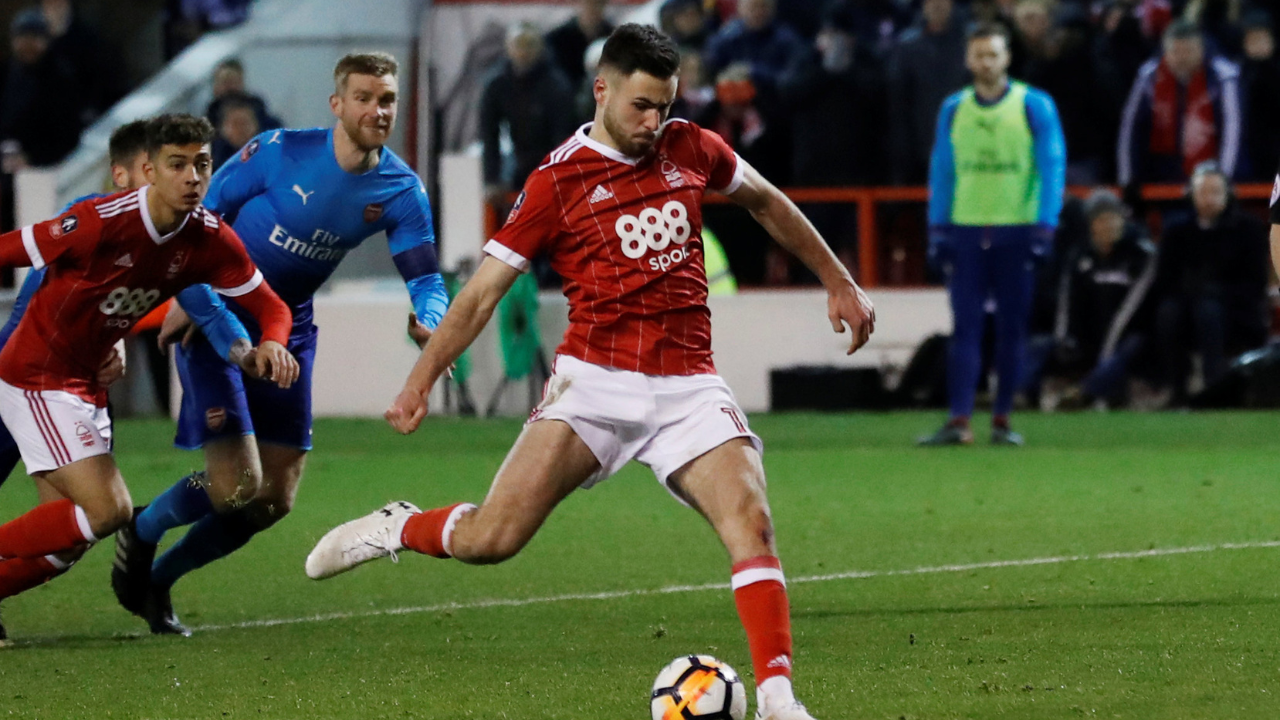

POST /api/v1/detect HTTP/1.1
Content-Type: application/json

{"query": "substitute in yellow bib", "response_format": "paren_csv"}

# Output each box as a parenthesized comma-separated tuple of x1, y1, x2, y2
(920, 22, 1066, 447)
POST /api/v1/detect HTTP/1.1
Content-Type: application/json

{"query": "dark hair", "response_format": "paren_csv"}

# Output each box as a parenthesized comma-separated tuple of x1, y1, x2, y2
(334, 51, 398, 92)
(145, 114, 215, 157)
(598, 23, 681, 79)
(966, 21, 1010, 45)
(1164, 19, 1202, 44)
(108, 120, 149, 166)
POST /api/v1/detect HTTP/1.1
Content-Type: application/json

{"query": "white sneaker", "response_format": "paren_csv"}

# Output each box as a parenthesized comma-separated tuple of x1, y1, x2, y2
(756, 701, 817, 720)
(305, 501, 420, 580)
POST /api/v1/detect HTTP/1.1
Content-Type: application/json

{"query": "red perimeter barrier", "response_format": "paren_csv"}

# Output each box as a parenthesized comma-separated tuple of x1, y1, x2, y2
(490, 183, 1274, 288)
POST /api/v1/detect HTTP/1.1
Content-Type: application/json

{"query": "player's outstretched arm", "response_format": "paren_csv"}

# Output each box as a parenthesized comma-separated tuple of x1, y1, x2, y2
(386, 257, 520, 435)
(727, 161, 876, 354)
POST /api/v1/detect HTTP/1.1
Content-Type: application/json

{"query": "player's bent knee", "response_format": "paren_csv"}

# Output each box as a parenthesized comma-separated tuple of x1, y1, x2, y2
(87, 494, 134, 538)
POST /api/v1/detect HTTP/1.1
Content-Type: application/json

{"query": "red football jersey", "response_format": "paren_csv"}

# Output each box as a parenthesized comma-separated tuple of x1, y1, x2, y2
(0, 187, 266, 403)
(485, 120, 743, 376)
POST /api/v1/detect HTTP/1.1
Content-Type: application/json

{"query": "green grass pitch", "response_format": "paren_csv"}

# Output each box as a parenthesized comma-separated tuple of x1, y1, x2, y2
(1, 412, 1278, 719)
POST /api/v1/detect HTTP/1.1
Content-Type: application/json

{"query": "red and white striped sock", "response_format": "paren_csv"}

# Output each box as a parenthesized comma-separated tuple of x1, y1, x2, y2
(0, 554, 73, 600)
(0, 500, 95, 560)
(732, 556, 795, 707)
(400, 503, 476, 558)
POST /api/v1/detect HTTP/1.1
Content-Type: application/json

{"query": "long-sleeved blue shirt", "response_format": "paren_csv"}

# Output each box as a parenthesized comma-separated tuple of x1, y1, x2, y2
(183, 128, 449, 338)
(928, 82, 1067, 229)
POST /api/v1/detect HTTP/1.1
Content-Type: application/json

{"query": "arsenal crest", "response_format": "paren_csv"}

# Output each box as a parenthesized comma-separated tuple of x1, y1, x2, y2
(206, 407, 227, 431)
(363, 203, 384, 223)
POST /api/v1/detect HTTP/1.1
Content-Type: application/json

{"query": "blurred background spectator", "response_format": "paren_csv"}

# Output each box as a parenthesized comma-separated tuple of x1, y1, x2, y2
(1239, 11, 1279, 181)
(205, 58, 282, 132)
(886, 0, 967, 184)
(164, 0, 254, 59)
(1152, 162, 1268, 405)
(704, 0, 805, 110)
(1117, 20, 1241, 187)
(546, 0, 614, 89)
(480, 22, 575, 205)
(0, 9, 85, 170)
(660, 0, 715, 47)
(1021, 189, 1157, 410)
(211, 93, 260, 170)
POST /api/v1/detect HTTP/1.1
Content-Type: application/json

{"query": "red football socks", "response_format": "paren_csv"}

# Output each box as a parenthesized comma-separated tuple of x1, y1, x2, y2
(400, 503, 476, 558)
(732, 555, 793, 683)
(0, 556, 66, 600)
(0, 500, 94, 560)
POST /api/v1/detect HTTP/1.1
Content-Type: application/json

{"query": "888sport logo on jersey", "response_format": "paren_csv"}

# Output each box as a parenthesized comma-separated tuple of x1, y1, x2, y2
(615, 201, 694, 272)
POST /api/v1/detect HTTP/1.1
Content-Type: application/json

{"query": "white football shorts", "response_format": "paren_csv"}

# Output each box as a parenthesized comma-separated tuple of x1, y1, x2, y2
(530, 355, 762, 496)
(0, 378, 112, 473)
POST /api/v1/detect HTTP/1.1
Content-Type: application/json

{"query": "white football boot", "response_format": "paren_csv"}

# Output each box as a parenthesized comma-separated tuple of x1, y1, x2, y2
(756, 701, 818, 720)
(305, 501, 420, 580)
(755, 678, 817, 720)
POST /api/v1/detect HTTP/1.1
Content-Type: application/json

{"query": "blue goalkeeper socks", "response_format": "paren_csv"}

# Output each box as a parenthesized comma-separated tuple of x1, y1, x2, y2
(135, 472, 215, 545)
(150, 510, 260, 590)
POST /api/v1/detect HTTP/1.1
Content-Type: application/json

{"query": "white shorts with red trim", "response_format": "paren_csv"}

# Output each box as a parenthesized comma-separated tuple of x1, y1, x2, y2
(0, 379, 112, 473)
(530, 355, 762, 497)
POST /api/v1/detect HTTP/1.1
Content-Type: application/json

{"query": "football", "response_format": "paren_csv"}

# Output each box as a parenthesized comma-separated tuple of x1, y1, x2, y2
(650, 655, 748, 720)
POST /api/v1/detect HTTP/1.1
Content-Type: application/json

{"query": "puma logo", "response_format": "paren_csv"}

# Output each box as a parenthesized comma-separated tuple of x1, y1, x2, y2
(293, 185, 315, 205)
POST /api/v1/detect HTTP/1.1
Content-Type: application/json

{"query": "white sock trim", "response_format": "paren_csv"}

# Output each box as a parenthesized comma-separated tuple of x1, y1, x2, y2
(731, 567, 786, 590)
(440, 503, 477, 558)
(43, 554, 72, 570)
(73, 505, 97, 544)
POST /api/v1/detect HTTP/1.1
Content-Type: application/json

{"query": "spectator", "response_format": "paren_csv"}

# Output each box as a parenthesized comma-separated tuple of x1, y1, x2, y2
(545, 0, 614, 90)
(704, 0, 806, 107)
(479, 23, 576, 201)
(0, 9, 85, 169)
(165, 0, 253, 59)
(211, 94, 260, 170)
(205, 58, 283, 131)
(1094, 0, 1157, 179)
(779, 0, 885, 187)
(670, 48, 715, 122)
(1117, 21, 1241, 187)
(1182, 0, 1244, 58)
(1153, 162, 1269, 404)
(698, 64, 790, 183)
(41, 0, 124, 120)
(886, 0, 968, 184)
(1020, 190, 1158, 409)
(660, 0, 714, 47)
(574, 38, 609, 124)
(1239, 13, 1280, 181)
(1021, 3, 1112, 183)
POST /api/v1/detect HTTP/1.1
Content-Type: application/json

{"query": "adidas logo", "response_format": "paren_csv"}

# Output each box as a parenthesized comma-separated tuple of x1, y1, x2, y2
(766, 655, 792, 670)
(589, 185, 614, 204)
(115, 254, 133, 268)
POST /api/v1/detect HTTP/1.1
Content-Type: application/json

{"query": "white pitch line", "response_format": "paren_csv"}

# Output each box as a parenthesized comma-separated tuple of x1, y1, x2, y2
(192, 539, 1280, 633)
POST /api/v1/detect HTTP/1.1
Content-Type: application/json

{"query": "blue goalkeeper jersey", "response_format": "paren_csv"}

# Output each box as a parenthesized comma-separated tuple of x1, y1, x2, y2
(186, 127, 448, 336)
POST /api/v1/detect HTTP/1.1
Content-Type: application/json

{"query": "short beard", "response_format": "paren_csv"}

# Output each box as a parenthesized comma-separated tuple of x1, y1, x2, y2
(341, 117, 387, 153)
(602, 106, 657, 158)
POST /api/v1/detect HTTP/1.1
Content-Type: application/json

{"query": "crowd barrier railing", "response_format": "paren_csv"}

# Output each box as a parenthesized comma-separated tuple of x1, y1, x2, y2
(487, 183, 1275, 289)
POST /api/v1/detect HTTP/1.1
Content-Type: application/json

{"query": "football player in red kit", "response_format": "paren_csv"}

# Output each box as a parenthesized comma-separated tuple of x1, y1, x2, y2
(0, 114, 297, 641)
(306, 26, 874, 720)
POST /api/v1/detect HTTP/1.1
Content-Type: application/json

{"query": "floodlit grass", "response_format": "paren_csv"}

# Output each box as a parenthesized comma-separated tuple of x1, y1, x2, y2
(1, 412, 1277, 718)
